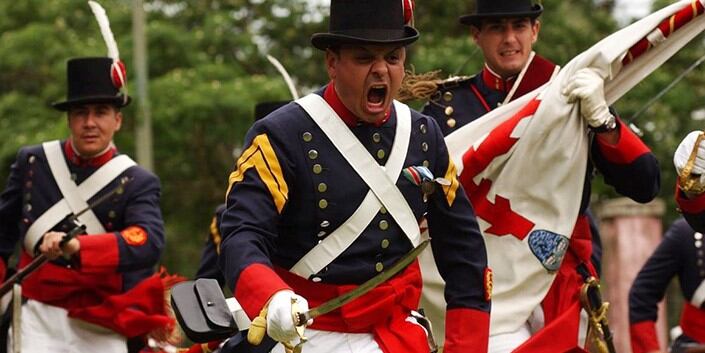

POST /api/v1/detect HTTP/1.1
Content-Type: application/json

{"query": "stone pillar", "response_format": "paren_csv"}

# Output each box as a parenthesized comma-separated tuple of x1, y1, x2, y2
(596, 197, 667, 353)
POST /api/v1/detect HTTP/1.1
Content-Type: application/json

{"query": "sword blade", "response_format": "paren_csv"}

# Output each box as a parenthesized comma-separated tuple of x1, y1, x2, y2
(295, 239, 429, 325)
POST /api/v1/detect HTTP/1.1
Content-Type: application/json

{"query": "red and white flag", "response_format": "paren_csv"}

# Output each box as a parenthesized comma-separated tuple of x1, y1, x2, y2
(422, 0, 705, 339)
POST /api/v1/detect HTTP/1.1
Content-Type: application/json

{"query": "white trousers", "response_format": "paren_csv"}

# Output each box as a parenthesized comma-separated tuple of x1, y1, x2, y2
(7, 299, 127, 353)
(271, 328, 383, 353)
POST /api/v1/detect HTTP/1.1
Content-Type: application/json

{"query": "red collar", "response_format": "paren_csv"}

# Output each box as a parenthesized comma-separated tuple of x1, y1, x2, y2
(323, 82, 391, 128)
(481, 65, 516, 93)
(64, 139, 116, 168)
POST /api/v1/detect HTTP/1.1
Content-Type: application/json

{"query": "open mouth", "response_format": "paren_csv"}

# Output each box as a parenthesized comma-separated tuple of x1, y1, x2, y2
(367, 85, 387, 105)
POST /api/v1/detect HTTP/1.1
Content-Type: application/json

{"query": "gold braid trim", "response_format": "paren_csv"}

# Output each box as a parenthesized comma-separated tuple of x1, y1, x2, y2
(397, 68, 444, 102)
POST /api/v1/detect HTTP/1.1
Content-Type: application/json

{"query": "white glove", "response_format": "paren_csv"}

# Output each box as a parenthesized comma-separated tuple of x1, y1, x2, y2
(674, 130, 705, 175)
(266, 290, 310, 344)
(562, 68, 612, 128)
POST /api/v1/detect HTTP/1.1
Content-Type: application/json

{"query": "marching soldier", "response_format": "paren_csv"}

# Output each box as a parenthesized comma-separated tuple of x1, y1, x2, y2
(218, 1, 491, 352)
(629, 218, 705, 353)
(412, 0, 659, 351)
(0, 3, 173, 352)
(0, 58, 170, 352)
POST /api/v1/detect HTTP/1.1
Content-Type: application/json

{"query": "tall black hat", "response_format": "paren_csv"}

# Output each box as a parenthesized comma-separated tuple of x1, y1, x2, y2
(311, 0, 418, 51)
(254, 101, 289, 121)
(52, 57, 131, 111)
(459, 0, 543, 27)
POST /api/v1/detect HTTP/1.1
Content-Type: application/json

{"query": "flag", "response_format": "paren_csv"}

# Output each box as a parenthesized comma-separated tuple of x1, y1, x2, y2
(420, 0, 705, 342)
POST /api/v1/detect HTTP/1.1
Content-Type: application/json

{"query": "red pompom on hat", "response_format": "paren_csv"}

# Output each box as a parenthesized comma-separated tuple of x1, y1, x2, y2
(403, 0, 414, 25)
(110, 60, 126, 89)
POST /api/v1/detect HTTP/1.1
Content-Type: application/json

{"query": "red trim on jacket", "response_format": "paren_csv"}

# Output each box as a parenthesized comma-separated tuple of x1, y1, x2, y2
(323, 82, 390, 128)
(676, 184, 705, 214)
(234, 263, 291, 319)
(0, 260, 6, 283)
(19, 250, 123, 309)
(183, 341, 221, 353)
(481, 66, 515, 93)
(275, 261, 429, 353)
(594, 119, 650, 164)
(443, 308, 489, 353)
(511, 55, 557, 100)
(629, 320, 660, 353)
(64, 139, 116, 167)
(77, 233, 119, 274)
(680, 302, 705, 342)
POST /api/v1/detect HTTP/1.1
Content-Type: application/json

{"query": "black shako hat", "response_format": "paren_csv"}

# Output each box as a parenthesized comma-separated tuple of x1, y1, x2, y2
(459, 0, 543, 27)
(53, 57, 131, 111)
(254, 101, 289, 121)
(311, 0, 419, 51)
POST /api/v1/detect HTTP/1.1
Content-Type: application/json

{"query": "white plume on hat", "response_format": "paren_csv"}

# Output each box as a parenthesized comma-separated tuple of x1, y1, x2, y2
(88, 0, 128, 103)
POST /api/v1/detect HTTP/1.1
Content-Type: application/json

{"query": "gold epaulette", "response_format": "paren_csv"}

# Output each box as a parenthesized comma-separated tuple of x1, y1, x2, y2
(397, 68, 471, 103)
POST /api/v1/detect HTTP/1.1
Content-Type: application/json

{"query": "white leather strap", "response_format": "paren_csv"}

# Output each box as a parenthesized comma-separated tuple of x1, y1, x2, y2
(692, 278, 705, 308)
(290, 95, 417, 278)
(24, 141, 136, 254)
(43, 140, 105, 235)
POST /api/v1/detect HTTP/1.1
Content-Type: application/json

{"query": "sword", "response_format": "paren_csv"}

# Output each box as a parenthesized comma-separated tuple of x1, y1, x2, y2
(246, 239, 430, 352)
(294, 239, 429, 326)
(0, 177, 131, 297)
(579, 276, 617, 353)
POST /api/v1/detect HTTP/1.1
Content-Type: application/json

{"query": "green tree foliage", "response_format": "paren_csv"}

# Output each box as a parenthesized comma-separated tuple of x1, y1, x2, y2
(1, 0, 704, 283)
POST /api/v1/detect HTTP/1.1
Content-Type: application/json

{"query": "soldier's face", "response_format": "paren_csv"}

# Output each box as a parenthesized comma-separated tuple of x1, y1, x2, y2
(67, 103, 122, 157)
(472, 17, 540, 78)
(326, 44, 406, 124)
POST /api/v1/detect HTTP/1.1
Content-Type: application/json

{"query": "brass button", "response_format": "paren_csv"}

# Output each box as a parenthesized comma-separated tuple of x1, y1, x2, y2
(443, 91, 453, 102)
(318, 199, 328, 209)
(320, 220, 330, 228)
(318, 183, 327, 192)
(376, 149, 386, 159)
(421, 142, 428, 152)
(25, 204, 32, 212)
(447, 118, 456, 128)
(313, 164, 323, 174)
(696, 232, 703, 240)
(28, 155, 36, 164)
(379, 220, 389, 230)
(70, 173, 77, 181)
(420, 124, 427, 134)
(308, 150, 319, 160)
(444, 106, 454, 116)
(108, 210, 117, 219)
(381, 239, 390, 249)
(372, 133, 381, 143)
(312, 277, 322, 282)
(696, 240, 703, 248)
(302, 132, 313, 142)
(317, 231, 326, 238)
(375, 262, 384, 272)
(380, 206, 387, 214)
(423, 160, 430, 167)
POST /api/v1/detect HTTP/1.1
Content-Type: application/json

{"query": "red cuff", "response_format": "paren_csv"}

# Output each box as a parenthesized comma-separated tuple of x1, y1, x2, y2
(444, 308, 489, 353)
(676, 183, 705, 214)
(595, 119, 651, 164)
(629, 320, 660, 353)
(234, 263, 291, 319)
(77, 233, 119, 274)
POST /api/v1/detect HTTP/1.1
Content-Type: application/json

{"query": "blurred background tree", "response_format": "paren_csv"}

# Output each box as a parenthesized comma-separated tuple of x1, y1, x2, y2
(1, 1, 704, 306)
